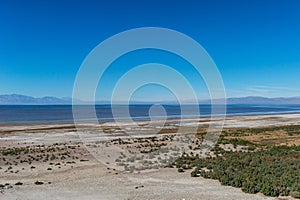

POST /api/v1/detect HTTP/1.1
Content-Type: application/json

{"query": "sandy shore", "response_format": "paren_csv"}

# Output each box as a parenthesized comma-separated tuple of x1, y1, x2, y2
(1, 113, 299, 200)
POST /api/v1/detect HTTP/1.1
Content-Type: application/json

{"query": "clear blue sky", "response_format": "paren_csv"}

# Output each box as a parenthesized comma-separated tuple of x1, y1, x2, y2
(1, 0, 300, 100)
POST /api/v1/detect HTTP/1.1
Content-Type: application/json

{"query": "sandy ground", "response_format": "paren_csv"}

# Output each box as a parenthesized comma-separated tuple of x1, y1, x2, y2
(1, 113, 299, 200)
(3, 164, 273, 200)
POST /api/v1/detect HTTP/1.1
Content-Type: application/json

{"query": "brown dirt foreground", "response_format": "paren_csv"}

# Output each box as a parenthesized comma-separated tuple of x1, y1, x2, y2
(2, 163, 273, 200)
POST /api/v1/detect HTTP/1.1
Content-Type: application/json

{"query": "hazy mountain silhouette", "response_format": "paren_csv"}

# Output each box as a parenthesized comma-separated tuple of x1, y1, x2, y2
(0, 94, 300, 105)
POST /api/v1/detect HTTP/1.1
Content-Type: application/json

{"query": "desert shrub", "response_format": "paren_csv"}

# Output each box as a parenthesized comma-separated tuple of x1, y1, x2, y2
(34, 181, 44, 185)
(187, 145, 300, 197)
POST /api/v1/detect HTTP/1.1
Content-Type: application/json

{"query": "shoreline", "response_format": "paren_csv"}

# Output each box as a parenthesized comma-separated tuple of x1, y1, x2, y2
(0, 106, 300, 126)
(1, 112, 300, 131)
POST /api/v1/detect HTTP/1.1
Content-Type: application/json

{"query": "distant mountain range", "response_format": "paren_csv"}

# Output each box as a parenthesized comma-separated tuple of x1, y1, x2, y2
(226, 96, 300, 104)
(0, 94, 300, 105)
(0, 94, 73, 105)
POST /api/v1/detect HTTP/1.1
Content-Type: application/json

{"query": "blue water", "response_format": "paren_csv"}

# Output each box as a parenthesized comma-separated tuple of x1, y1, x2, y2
(0, 104, 300, 123)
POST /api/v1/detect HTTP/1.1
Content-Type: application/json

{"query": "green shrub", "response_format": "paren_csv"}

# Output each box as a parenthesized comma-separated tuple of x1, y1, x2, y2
(185, 145, 300, 197)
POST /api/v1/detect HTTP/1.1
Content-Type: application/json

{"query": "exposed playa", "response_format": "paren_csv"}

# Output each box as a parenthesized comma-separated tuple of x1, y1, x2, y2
(1, 113, 300, 200)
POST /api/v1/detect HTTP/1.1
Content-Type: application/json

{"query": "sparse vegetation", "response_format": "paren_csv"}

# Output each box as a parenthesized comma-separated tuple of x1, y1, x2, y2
(1, 123, 299, 198)
(0, 142, 90, 177)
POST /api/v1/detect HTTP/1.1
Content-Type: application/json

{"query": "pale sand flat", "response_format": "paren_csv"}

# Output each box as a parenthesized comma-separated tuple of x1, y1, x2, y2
(2, 163, 273, 200)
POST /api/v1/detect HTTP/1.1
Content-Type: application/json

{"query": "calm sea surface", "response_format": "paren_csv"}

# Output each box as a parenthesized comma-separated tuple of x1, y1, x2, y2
(0, 104, 300, 123)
